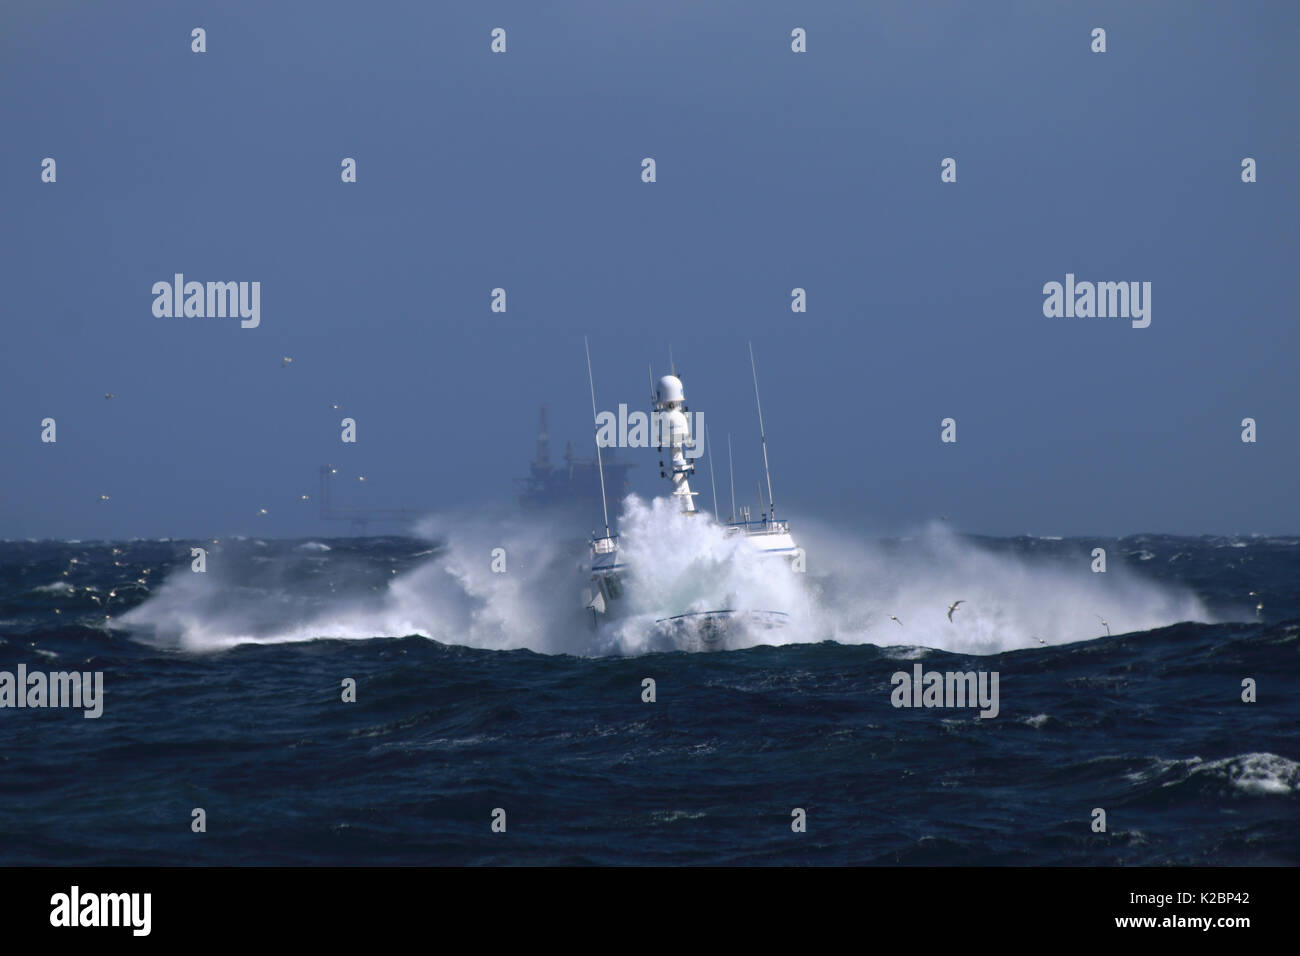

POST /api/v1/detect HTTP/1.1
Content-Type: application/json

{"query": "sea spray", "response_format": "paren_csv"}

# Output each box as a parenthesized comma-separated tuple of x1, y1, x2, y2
(595, 494, 819, 655)
(115, 506, 1211, 656)
(796, 519, 1213, 653)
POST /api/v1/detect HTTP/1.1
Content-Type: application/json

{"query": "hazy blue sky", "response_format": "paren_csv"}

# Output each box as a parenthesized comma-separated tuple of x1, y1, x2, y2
(2, 1, 1297, 540)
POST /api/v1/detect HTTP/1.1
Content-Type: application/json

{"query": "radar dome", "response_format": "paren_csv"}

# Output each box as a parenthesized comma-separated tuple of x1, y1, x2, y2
(657, 375, 685, 405)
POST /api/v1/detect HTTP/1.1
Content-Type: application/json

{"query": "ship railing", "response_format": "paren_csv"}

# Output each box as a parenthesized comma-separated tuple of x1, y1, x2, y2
(725, 518, 789, 535)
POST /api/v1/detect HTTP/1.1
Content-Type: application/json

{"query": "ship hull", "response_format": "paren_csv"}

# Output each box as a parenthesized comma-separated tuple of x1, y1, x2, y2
(650, 609, 789, 651)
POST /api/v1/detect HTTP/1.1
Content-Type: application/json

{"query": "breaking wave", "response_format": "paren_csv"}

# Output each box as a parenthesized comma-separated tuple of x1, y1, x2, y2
(116, 496, 1212, 656)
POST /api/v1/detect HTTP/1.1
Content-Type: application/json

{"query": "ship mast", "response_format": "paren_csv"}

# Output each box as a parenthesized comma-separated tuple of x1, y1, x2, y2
(727, 432, 736, 523)
(706, 425, 719, 519)
(749, 342, 775, 522)
(652, 367, 697, 513)
(584, 337, 612, 539)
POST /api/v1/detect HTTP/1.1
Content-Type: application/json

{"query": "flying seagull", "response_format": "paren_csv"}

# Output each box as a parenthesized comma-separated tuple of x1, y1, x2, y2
(1096, 614, 1110, 636)
(889, 615, 902, 626)
(1034, 636, 1046, 644)
(281, 356, 293, 367)
(98, 494, 110, 502)
(104, 392, 115, 400)
(947, 600, 965, 622)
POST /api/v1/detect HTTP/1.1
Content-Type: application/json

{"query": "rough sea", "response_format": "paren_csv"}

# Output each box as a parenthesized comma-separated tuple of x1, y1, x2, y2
(1, 511, 1296, 866)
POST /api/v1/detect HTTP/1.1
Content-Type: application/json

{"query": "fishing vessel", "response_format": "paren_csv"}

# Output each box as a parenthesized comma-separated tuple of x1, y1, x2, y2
(581, 340, 802, 647)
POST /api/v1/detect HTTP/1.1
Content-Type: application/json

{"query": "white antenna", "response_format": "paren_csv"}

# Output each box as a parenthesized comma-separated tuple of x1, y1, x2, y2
(648, 363, 655, 406)
(749, 342, 775, 521)
(727, 432, 736, 523)
(706, 425, 719, 519)
(584, 336, 611, 538)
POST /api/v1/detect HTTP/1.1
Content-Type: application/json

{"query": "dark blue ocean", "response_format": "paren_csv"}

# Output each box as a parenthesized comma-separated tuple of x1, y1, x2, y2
(1, 533, 1296, 866)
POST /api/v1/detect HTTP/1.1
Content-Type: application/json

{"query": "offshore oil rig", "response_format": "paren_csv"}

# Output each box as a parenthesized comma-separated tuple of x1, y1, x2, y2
(317, 465, 424, 535)
(516, 405, 633, 516)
